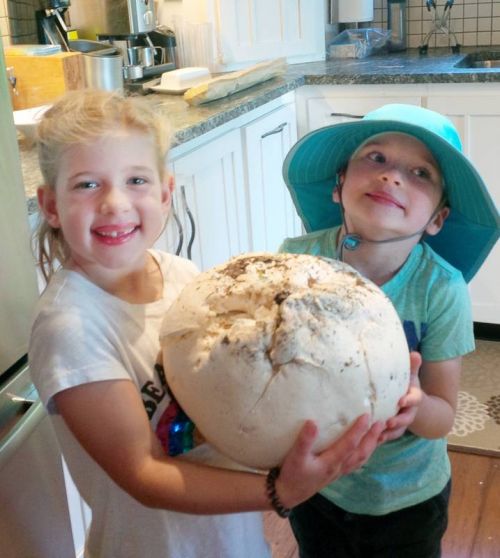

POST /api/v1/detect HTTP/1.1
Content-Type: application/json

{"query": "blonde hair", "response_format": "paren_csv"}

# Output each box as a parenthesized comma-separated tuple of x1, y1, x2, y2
(35, 89, 171, 282)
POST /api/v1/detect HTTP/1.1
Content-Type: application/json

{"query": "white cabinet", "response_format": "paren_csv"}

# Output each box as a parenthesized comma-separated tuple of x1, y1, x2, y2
(155, 129, 249, 271)
(208, 0, 326, 69)
(426, 85, 500, 324)
(155, 93, 300, 270)
(243, 102, 302, 253)
(162, 0, 326, 71)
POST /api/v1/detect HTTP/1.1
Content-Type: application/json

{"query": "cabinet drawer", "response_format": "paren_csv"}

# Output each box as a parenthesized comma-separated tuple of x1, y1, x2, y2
(305, 95, 422, 131)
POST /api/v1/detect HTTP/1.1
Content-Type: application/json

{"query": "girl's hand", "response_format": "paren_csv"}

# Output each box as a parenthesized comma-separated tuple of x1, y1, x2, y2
(379, 351, 423, 443)
(276, 414, 385, 509)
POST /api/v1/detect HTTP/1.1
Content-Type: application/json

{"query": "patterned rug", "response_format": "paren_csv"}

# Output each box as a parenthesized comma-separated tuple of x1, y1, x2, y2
(447, 339, 500, 457)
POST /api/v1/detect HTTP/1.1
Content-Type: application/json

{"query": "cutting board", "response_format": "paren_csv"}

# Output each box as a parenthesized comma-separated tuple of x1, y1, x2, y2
(6, 52, 84, 110)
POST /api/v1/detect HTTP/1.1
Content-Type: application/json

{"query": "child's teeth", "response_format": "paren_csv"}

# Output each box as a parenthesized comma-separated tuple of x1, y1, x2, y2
(101, 228, 134, 237)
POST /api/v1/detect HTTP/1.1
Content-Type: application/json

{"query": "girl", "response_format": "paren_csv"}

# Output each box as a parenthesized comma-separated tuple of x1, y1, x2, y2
(28, 90, 390, 558)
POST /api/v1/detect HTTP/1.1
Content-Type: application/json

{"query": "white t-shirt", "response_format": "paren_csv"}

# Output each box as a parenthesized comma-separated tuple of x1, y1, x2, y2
(29, 250, 271, 558)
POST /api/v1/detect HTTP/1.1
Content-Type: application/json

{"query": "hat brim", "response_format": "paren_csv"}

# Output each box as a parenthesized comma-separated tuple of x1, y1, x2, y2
(283, 120, 500, 282)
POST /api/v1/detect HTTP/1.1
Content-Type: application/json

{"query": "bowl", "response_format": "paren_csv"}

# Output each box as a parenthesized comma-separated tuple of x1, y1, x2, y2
(13, 104, 51, 143)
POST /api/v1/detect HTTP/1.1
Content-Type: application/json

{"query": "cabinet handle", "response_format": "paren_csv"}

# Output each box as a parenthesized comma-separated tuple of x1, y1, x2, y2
(330, 112, 364, 119)
(261, 122, 287, 139)
(170, 199, 184, 256)
(181, 185, 196, 261)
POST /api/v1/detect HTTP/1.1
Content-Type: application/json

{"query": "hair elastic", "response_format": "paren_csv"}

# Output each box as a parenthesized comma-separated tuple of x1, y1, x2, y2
(266, 467, 291, 518)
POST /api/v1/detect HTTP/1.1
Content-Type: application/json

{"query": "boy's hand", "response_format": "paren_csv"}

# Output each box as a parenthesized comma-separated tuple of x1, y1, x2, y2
(378, 351, 423, 443)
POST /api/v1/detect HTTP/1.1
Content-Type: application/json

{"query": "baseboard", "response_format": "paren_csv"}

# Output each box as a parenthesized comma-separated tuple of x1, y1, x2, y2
(474, 322, 500, 342)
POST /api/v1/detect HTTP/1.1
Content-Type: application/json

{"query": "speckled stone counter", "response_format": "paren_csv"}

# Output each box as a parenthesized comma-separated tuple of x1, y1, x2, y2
(291, 47, 500, 85)
(20, 46, 500, 210)
(150, 47, 500, 148)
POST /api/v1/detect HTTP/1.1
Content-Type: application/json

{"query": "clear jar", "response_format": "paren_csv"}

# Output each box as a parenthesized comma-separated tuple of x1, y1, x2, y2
(387, 0, 407, 52)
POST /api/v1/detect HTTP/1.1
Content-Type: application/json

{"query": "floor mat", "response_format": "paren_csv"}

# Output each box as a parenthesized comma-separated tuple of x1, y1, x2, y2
(447, 339, 500, 457)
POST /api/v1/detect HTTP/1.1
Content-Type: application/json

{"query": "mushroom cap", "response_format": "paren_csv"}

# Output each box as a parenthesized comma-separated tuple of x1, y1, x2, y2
(160, 253, 410, 470)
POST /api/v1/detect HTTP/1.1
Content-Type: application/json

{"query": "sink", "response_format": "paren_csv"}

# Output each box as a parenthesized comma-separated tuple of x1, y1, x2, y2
(454, 51, 500, 69)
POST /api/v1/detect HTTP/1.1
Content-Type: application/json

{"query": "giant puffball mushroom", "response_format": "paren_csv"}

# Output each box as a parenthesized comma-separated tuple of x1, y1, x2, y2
(160, 253, 410, 470)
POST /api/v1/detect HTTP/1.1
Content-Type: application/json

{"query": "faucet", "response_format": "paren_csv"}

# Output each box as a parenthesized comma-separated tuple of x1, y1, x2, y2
(6, 67, 19, 96)
(419, 0, 460, 54)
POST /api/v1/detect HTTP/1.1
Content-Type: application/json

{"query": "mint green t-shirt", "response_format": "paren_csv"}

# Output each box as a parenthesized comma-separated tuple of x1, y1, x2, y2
(280, 226, 474, 515)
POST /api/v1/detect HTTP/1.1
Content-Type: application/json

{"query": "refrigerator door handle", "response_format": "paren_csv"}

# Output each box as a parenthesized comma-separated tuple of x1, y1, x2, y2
(0, 399, 45, 469)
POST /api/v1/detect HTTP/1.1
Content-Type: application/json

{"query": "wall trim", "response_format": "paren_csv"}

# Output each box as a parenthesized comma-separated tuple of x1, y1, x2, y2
(474, 322, 500, 342)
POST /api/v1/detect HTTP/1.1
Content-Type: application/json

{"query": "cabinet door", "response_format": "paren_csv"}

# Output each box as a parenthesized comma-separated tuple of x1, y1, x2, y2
(212, 0, 325, 67)
(163, 129, 249, 271)
(243, 103, 302, 253)
(426, 94, 500, 324)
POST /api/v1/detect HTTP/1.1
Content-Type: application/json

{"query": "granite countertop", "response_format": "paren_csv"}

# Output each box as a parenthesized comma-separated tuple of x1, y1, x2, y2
(21, 46, 500, 210)
(150, 47, 500, 149)
(291, 46, 500, 85)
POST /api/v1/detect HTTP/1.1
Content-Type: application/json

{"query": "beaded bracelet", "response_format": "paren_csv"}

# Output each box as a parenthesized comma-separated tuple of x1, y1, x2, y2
(266, 467, 292, 518)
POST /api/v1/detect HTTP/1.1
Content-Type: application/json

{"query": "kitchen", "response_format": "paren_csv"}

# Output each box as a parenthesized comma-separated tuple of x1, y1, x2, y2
(1, 1, 500, 557)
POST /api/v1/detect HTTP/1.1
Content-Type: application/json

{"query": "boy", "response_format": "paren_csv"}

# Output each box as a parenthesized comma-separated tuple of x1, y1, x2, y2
(280, 104, 499, 557)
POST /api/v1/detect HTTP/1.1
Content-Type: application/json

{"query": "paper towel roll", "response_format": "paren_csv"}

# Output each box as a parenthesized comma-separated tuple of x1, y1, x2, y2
(338, 0, 373, 23)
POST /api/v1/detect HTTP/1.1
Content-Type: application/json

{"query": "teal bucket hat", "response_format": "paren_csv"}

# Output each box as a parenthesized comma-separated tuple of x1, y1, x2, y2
(283, 103, 499, 282)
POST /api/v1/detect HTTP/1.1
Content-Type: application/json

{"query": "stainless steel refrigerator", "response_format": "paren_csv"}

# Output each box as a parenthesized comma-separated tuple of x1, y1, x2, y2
(0, 44, 77, 557)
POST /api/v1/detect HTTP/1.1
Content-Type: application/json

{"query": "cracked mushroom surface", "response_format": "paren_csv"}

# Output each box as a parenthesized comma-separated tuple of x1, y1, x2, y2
(160, 253, 410, 470)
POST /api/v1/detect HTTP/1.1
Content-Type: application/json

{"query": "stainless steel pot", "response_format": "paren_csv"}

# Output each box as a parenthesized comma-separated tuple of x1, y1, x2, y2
(69, 39, 124, 92)
(82, 51, 124, 91)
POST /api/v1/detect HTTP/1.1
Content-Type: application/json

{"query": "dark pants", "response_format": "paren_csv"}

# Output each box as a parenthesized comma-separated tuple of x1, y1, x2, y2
(289, 481, 451, 558)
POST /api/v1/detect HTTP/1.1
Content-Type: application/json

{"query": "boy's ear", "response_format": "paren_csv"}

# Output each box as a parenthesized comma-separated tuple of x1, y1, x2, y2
(332, 171, 345, 203)
(425, 206, 450, 236)
(161, 174, 175, 213)
(37, 186, 60, 228)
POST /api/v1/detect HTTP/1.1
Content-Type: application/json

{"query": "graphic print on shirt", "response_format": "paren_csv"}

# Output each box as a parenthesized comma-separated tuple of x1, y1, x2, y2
(141, 362, 198, 456)
(403, 320, 428, 352)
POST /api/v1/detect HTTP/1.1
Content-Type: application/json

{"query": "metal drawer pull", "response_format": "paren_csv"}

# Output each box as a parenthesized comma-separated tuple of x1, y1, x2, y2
(181, 185, 196, 261)
(0, 399, 45, 466)
(330, 112, 364, 119)
(170, 200, 184, 256)
(261, 122, 287, 139)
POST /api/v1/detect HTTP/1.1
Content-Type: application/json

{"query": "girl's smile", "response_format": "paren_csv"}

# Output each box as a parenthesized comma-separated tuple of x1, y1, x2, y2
(92, 223, 140, 245)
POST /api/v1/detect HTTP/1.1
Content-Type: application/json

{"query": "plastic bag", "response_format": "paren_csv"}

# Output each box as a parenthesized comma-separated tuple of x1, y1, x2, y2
(328, 28, 391, 59)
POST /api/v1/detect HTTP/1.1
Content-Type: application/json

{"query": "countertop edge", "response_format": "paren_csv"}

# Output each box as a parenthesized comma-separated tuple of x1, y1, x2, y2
(170, 76, 305, 147)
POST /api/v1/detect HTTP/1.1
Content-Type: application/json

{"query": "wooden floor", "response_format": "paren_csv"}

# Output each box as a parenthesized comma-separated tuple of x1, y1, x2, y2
(263, 450, 500, 558)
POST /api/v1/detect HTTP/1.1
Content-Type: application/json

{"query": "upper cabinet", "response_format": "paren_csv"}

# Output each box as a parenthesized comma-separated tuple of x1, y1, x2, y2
(161, 0, 326, 71)
(209, 0, 326, 69)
